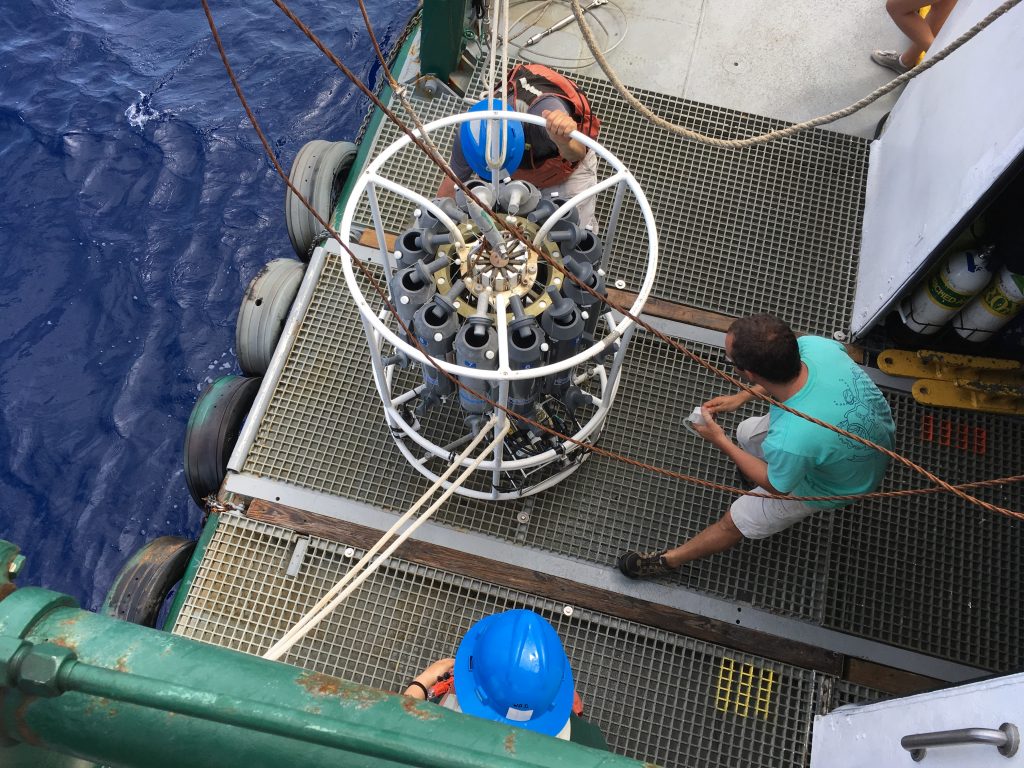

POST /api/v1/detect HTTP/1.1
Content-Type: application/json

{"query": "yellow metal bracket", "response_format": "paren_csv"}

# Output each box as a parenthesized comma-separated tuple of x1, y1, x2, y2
(912, 379, 1024, 415)
(879, 349, 1021, 380)
(879, 349, 1024, 415)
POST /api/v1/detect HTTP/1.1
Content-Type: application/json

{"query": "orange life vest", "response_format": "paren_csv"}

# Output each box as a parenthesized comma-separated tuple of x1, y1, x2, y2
(505, 64, 601, 188)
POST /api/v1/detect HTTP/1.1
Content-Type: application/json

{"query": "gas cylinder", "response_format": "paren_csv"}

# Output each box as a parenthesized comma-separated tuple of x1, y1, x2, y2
(497, 179, 541, 216)
(507, 295, 545, 428)
(548, 219, 586, 251)
(539, 287, 583, 392)
(389, 255, 449, 338)
(539, 286, 592, 416)
(561, 255, 606, 342)
(527, 194, 579, 226)
(454, 293, 498, 425)
(898, 245, 994, 334)
(415, 197, 469, 233)
(564, 229, 603, 270)
(412, 279, 466, 414)
(951, 264, 1024, 342)
(394, 228, 451, 269)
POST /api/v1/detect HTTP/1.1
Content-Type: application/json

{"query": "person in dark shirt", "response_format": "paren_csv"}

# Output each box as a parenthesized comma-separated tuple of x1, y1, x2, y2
(438, 64, 601, 230)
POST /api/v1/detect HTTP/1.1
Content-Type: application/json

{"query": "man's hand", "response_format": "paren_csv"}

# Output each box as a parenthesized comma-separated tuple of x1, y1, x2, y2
(694, 406, 776, 492)
(420, 658, 455, 682)
(541, 109, 585, 162)
(542, 108, 577, 141)
(704, 392, 752, 415)
(690, 406, 730, 448)
(405, 657, 455, 700)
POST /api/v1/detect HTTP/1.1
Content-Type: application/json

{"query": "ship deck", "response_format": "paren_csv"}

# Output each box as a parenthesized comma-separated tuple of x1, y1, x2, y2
(170, 3, 1023, 766)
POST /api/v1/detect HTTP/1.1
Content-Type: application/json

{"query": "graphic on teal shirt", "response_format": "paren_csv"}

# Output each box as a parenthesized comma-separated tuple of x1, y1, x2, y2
(764, 337, 895, 509)
(836, 372, 894, 462)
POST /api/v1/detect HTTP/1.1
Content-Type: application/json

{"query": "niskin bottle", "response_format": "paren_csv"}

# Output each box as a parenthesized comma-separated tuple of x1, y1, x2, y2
(898, 245, 994, 334)
(951, 264, 1024, 342)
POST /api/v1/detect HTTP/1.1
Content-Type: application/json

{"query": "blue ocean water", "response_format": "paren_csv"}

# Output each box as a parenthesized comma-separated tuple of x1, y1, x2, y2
(0, 0, 416, 611)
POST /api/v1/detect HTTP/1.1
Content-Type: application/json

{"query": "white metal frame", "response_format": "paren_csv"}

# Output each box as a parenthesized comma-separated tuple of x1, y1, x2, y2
(337, 110, 659, 499)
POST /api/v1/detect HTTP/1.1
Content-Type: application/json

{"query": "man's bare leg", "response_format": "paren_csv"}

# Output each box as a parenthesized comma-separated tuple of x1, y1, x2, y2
(887, 0, 957, 67)
(924, 0, 957, 37)
(661, 511, 744, 567)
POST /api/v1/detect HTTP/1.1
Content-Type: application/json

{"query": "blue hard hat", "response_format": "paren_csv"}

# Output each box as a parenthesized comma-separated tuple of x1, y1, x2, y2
(453, 609, 574, 736)
(459, 98, 525, 180)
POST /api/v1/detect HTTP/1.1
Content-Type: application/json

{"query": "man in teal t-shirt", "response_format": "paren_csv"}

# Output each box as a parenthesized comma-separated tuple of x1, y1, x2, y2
(619, 314, 895, 578)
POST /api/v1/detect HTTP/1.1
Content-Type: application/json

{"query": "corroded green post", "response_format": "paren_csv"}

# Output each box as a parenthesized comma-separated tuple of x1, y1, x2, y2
(421, 0, 472, 82)
(0, 543, 652, 768)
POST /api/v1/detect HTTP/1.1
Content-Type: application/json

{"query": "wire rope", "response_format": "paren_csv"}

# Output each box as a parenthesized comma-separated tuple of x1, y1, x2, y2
(505, 0, 629, 70)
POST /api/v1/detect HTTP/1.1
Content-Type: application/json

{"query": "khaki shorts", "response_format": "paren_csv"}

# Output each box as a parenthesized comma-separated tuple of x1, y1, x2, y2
(729, 414, 816, 539)
(729, 490, 817, 539)
(541, 151, 598, 231)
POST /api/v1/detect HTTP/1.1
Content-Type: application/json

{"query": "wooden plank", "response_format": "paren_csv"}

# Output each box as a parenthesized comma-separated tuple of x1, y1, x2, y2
(844, 657, 942, 697)
(246, 499, 843, 677)
(607, 288, 867, 363)
(358, 228, 398, 252)
(606, 288, 735, 333)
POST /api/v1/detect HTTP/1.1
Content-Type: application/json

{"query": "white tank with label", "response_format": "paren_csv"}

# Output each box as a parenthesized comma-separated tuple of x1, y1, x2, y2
(898, 245, 994, 334)
(951, 264, 1024, 342)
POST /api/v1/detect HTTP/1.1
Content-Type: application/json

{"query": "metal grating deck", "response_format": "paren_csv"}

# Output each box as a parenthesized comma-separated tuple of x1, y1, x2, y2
(174, 513, 827, 768)
(826, 680, 889, 712)
(241, 251, 1024, 671)
(353, 64, 867, 336)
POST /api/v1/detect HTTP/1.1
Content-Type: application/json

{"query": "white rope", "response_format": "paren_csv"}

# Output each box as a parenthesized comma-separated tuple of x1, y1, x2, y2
(500, 0, 510, 107)
(568, 0, 1022, 148)
(485, 0, 500, 96)
(262, 416, 508, 661)
(483, 0, 512, 174)
(484, 0, 504, 170)
(498, 0, 511, 171)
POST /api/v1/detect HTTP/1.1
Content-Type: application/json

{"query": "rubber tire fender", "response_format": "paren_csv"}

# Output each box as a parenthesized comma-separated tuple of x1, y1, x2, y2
(101, 536, 196, 627)
(285, 139, 358, 259)
(236, 258, 305, 375)
(183, 374, 262, 507)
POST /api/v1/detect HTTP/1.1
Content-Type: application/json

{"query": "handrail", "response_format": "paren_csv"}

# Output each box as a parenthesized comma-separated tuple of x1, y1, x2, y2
(901, 722, 1019, 761)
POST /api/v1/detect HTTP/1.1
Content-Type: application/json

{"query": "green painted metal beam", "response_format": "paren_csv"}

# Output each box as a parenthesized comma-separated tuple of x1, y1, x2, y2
(0, 553, 655, 768)
(421, 0, 472, 82)
(162, 512, 220, 630)
(332, 19, 420, 232)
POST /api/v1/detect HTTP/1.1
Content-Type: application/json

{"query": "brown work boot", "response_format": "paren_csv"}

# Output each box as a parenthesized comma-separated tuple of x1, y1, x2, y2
(617, 549, 677, 579)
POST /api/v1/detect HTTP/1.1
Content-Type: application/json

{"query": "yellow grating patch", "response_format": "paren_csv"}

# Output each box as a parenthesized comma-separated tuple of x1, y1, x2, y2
(716, 657, 776, 719)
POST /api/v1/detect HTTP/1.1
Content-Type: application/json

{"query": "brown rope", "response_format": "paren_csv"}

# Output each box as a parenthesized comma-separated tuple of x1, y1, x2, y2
(201, 0, 1023, 519)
